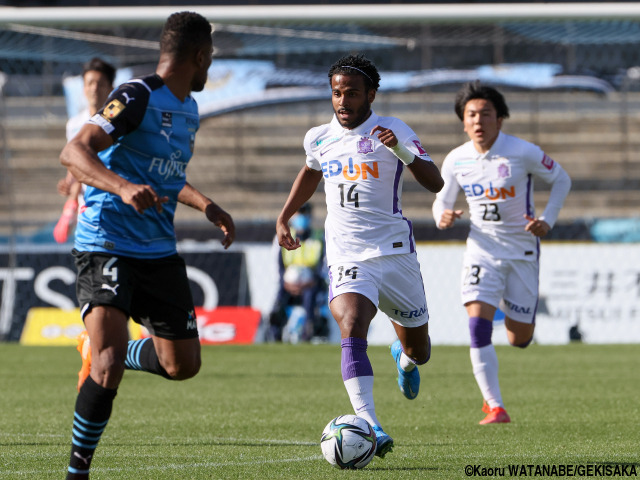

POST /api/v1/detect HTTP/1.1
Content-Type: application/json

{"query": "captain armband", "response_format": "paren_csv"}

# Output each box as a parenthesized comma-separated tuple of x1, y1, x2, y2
(385, 142, 415, 166)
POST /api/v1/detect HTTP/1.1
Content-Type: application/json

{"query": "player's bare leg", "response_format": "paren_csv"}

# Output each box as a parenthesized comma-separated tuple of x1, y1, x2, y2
(84, 306, 129, 388)
(151, 336, 201, 380)
(504, 317, 535, 347)
(331, 292, 375, 339)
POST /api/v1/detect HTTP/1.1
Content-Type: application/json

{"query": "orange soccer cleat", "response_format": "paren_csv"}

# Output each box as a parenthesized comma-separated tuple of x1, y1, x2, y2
(479, 403, 511, 425)
(76, 330, 92, 392)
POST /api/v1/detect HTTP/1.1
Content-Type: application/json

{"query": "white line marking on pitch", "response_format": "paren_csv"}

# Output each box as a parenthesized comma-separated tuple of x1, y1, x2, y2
(0, 454, 324, 476)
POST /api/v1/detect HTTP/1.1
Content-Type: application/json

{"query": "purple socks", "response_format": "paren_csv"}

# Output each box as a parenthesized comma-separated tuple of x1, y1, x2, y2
(469, 316, 493, 348)
(341, 337, 373, 381)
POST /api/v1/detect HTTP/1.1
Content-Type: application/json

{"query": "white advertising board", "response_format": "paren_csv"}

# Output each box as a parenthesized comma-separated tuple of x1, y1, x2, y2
(243, 242, 640, 346)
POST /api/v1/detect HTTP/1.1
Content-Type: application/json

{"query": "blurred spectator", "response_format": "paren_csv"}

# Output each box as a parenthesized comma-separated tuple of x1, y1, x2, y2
(268, 203, 328, 342)
(53, 57, 116, 243)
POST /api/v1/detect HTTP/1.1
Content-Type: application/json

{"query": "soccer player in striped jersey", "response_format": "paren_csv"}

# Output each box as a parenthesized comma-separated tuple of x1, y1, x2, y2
(276, 54, 444, 458)
(60, 12, 234, 479)
(432, 81, 571, 424)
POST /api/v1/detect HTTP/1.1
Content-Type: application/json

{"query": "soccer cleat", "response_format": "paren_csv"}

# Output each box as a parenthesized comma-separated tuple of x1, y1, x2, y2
(390, 340, 420, 400)
(482, 400, 491, 414)
(372, 425, 394, 458)
(76, 330, 92, 392)
(479, 405, 511, 425)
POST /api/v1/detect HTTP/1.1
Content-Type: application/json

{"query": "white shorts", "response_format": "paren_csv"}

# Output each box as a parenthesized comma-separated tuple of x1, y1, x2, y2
(461, 251, 539, 324)
(328, 253, 429, 328)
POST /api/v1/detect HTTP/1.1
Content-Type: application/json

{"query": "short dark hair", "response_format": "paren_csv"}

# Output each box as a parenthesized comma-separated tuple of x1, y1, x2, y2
(454, 81, 510, 121)
(82, 57, 116, 85)
(160, 11, 212, 62)
(328, 54, 381, 91)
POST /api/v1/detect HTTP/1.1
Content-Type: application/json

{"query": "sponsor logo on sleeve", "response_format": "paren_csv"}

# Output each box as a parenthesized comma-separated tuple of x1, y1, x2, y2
(413, 140, 427, 155)
(121, 92, 135, 104)
(541, 154, 555, 170)
(101, 99, 125, 121)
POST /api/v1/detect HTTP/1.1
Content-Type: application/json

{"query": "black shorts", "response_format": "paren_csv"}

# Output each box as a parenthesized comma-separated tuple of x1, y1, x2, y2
(73, 249, 198, 340)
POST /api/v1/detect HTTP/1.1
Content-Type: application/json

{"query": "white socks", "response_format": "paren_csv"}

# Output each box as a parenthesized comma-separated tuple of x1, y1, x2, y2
(344, 376, 380, 427)
(470, 344, 503, 408)
(399, 352, 417, 371)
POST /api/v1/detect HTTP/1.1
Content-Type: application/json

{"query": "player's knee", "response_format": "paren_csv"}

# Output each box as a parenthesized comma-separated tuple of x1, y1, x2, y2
(96, 343, 125, 366)
(337, 315, 367, 338)
(94, 348, 127, 385)
(511, 336, 533, 349)
(413, 345, 432, 365)
(469, 316, 493, 348)
(405, 337, 432, 365)
(164, 358, 201, 380)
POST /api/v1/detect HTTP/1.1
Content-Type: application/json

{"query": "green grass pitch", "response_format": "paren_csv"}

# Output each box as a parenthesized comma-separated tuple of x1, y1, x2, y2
(0, 343, 638, 479)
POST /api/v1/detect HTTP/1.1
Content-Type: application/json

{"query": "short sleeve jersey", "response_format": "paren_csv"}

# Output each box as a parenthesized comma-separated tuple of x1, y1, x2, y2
(74, 74, 200, 258)
(436, 131, 564, 260)
(304, 111, 433, 266)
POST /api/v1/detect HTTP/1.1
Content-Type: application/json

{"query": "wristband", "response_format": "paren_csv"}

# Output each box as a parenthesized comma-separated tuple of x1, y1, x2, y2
(386, 142, 415, 165)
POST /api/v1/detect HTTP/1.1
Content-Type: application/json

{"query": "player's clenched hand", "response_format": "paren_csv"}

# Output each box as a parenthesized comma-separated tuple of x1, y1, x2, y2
(276, 218, 301, 251)
(120, 183, 168, 214)
(524, 214, 550, 237)
(57, 177, 72, 196)
(205, 203, 235, 249)
(439, 209, 464, 229)
(370, 125, 399, 147)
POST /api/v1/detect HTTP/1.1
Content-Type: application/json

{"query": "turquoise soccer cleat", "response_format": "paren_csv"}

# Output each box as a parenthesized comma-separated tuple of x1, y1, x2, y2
(390, 339, 420, 400)
(372, 425, 394, 458)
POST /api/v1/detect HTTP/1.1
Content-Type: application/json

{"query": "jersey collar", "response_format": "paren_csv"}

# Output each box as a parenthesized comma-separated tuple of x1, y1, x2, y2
(484, 131, 506, 159)
(469, 130, 506, 160)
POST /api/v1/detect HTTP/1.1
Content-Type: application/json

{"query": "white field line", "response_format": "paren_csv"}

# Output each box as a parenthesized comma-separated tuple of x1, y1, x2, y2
(0, 454, 323, 477)
(0, 433, 322, 477)
(0, 432, 317, 446)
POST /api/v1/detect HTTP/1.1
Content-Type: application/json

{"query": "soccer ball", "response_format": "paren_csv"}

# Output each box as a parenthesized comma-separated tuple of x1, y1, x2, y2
(320, 415, 377, 469)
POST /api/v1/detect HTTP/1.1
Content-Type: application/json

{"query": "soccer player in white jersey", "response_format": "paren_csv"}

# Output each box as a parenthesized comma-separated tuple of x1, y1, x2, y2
(54, 57, 115, 243)
(432, 81, 571, 424)
(276, 54, 444, 458)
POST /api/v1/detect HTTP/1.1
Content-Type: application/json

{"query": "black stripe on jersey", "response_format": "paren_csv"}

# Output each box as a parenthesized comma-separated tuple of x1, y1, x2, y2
(98, 73, 165, 140)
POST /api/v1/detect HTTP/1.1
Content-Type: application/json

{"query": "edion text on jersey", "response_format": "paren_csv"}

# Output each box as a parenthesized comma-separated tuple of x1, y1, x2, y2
(321, 158, 379, 181)
(462, 183, 515, 200)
